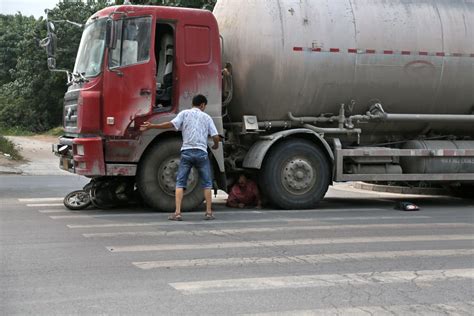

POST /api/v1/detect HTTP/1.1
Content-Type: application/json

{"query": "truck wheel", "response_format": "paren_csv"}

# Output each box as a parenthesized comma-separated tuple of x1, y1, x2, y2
(261, 139, 330, 209)
(137, 139, 204, 212)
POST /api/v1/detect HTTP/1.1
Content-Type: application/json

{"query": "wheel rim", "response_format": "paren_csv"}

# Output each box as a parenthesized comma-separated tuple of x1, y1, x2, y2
(281, 157, 316, 195)
(158, 156, 198, 196)
(67, 192, 89, 207)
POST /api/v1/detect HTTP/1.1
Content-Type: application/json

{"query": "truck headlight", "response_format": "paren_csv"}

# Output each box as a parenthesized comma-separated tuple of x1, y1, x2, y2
(58, 145, 68, 154)
(76, 144, 84, 156)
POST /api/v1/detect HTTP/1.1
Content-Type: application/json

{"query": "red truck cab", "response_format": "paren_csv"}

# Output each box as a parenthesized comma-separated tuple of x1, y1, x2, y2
(53, 5, 224, 211)
(54, 5, 223, 178)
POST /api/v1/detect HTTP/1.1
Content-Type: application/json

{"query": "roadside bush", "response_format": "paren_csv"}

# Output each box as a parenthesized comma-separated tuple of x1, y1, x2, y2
(0, 135, 23, 160)
(0, 1, 106, 133)
(0, 0, 215, 133)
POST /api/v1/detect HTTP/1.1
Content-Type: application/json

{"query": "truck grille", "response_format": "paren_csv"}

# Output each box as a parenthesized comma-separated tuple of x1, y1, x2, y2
(64, 90, 79, 130)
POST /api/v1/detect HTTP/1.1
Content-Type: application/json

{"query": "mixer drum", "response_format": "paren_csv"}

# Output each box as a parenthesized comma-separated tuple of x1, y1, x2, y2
(214, 0, 474, 136)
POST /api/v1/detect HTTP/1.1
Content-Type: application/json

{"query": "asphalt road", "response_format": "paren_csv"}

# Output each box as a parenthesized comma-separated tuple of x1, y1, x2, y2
(1, 175, 473, 315)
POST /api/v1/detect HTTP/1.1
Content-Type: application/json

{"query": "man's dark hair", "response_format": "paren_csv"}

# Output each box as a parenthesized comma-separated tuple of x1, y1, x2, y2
(192, 94, 208, 107)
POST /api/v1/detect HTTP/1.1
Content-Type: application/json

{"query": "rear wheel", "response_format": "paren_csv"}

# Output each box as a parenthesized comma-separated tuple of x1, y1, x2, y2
(137, 139, 204, 212)
(260, 139, 331, 209)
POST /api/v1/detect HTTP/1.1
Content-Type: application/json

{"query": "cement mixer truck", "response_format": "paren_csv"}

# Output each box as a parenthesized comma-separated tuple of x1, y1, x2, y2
(45, 0, 474, 210)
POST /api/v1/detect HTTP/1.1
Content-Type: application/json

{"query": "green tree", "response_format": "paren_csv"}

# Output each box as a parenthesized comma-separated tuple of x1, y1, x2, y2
(0, 14, 37, 86)
(0, 0, 217, 132)
(0, 1, 108, 132)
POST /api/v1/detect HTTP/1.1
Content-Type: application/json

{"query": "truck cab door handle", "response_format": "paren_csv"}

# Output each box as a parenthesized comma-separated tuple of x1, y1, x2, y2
(140, 88, 151, 96)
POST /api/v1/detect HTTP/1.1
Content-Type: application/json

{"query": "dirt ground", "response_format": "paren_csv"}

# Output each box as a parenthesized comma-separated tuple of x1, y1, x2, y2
(0, 155, 18, 169)
(0, 135, 66, 175)
(8, 135, 58, 161)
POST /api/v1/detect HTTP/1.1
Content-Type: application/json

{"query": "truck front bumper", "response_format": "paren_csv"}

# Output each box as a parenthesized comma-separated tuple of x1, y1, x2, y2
(52, 136, 106, 176)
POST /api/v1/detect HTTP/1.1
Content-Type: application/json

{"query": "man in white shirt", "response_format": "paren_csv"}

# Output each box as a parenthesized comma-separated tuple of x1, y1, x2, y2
(140, 95, 220, 221)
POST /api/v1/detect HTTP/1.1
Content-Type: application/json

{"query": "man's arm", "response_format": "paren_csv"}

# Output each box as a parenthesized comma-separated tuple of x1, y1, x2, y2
(211, 134, 220, 150)
(141, 110, 183, 132)
(140, 121, 174, 132)
(207, 116, 221, 150)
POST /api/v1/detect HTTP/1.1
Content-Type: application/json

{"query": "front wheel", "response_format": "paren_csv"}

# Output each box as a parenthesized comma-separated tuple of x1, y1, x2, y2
(64, 190, 91, 210)
(137, 139, 204, 212)
(260, 139, 331, 209)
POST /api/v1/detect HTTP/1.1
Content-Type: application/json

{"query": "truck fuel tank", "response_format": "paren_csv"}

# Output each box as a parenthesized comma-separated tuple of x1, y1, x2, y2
(400, 140, 474, 174)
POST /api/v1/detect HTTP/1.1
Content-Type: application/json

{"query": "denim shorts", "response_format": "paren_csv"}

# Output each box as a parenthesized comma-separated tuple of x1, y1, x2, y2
(176, 149, 213, 189)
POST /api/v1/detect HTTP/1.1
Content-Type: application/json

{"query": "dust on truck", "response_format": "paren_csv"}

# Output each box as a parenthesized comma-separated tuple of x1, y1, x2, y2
(49, 0, 474, 211)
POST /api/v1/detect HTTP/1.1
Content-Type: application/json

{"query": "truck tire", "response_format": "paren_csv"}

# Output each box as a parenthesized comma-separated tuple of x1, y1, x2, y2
(137, 139, 204, 212)
(261, 139, 330, 209)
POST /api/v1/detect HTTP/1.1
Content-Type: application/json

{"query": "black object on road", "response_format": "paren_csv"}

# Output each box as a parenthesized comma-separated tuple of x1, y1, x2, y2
(395, 201, 420, 211)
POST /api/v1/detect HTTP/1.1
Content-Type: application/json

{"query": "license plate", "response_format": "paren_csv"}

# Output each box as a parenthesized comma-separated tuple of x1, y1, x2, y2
(62, 158, 69, 170)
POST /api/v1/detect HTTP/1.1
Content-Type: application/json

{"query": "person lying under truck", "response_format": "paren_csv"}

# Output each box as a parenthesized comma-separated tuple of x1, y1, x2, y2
(226, 174, 262, 209)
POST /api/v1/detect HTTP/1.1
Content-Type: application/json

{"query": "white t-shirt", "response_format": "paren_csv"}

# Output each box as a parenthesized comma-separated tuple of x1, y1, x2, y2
(171, 108, 218, 152)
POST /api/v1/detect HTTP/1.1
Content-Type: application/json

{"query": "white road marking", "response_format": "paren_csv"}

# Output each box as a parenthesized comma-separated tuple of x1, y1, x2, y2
(26, 203, 63, 207)
(82, 222, 474, 238)
(39, 209, 71, 213)
(67, 215, 431, 229)
(217, 208, 387, 214)
(107, 234, 474, 253)
(50, 208, 391, 219)
(169, 268, 474, 294)
(133, 248, 474, 270)
(51, 214, 144, 219)
(254, 208, 387, 213)
(246, 301, 474, 316)
(19, 197, 63, 202)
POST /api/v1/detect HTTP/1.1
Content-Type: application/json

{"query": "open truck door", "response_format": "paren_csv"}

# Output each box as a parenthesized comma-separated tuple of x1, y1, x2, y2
(103, 16, 155, 136)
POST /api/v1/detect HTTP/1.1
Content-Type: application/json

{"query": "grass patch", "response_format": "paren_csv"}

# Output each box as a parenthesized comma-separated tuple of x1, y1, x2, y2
(0, 127, 34, 136)
(0, 135, 23, 161)
(0, 126, 64, 137)
(43, 126, 64, 137)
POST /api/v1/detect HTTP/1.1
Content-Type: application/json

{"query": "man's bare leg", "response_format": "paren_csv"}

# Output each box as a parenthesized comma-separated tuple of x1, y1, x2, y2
(204, 189, 212, 213)
(175, 188, 184, 215)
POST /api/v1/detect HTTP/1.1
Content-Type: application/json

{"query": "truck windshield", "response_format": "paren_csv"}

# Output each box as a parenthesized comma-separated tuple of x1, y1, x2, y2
(73, 18, 106, 78)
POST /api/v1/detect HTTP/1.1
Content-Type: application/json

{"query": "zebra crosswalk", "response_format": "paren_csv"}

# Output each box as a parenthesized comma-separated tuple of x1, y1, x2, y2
(169, 268, 474, 294)
(246, 302, 474, 316)
(18, 196, 474, 314)
(106, 234, 474, 253)
(81, 222, 474, 238)
(133, 249, 474, 270)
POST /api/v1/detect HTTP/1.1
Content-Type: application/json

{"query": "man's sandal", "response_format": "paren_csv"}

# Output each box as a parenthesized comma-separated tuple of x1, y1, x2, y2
(204, 212, 215, 220)
(168, 213, 182, 221)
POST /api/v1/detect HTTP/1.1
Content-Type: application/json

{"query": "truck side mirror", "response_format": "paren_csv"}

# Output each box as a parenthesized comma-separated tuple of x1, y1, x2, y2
(47, 57, 56, 69)
(40, 20, 57, 70)
(46, 32, 57, 58)
(48, 21, 55, 32)
(106, 18, 117, 49)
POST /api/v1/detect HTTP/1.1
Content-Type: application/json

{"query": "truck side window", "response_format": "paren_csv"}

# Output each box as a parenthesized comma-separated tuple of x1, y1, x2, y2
(184, 25, 210, 65)
(155, 23, 175, 110)
(109, 16, 152, 68)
